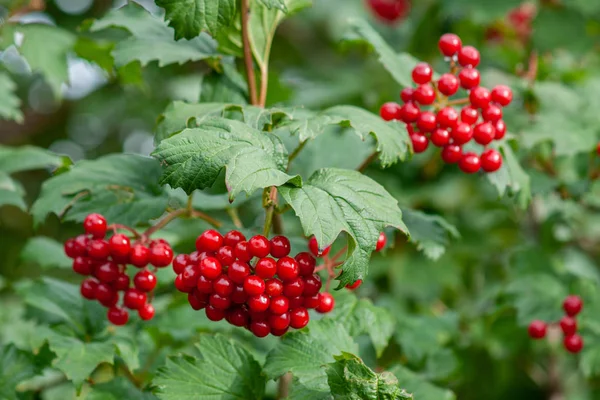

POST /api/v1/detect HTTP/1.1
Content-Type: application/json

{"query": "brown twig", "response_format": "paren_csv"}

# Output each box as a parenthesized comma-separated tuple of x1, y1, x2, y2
(446, 98, 470, 106)
(241, 0, 258, 105)
(357, 152, 378, 173)
(109, 224, 141, 239)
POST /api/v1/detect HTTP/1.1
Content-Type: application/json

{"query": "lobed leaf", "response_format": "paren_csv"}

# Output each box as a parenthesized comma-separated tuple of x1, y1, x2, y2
(20, 237, 71, 269)
(388, 364, 455, 400)
(0, 344, 37, 400)
(0, 72, 23, 122)
(486, 141, 531, 208)
(155, 0, 238, 39)
(401, 209, 460, 260)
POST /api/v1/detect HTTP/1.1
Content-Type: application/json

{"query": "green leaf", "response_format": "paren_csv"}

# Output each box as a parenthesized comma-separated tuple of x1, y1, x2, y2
(89, 3, 218, 67)
(506, 274, 568, 326)
(152, 117, 301, 198)
(326, 353, 413, 400)
(0, 344, 37, 400)
(0, 24, 76, 95)
(20, 237, 71, 269)
(74, 37, 115, 73)
(0, 145, 65, 174)
(401, 209, 460, 260)
(154, 334, 265, 400)
(87, 378, 158, 400)
(388, 365, 455, 400)
(345, 19, 423, 89)
(0, 72, 22, 122)
(532, 7, 595, 55)
(329, 290, 394, 357)
(486, 141, 531, 208)
(258, 0, 287, 12)
(279, 168, 407, 287)
(264, 319, 358, 398)
(155, 0, 237, 39)
(0, 173, 26, 210)
(31, 153, 168, 227)
(394, 313, 459, 364)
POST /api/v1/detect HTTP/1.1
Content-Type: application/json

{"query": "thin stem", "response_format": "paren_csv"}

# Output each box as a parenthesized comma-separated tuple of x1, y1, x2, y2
(190, 210, 223, 228)
(287, 140, 307, 168)
(259, 65, 269, 107)
(109, 224, 141, 239)
(277, 373, 292, 400)
(331, 246, 347, 262)
(227, 208, 244, 229)
(119, 363, 143, 389)
(357, 152, 378, 173)
(263, 186, 278, 236)
(143, 209, 188, 238)
(446, 98, 470, 106)
(241, 0, 258, 105)
(186, 193, 193, 213)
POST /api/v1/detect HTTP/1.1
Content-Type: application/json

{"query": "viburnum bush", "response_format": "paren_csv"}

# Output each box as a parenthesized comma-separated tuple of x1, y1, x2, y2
(1, 1, 600, 399)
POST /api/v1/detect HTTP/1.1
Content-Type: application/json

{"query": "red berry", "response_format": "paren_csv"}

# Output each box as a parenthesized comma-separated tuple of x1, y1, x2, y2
(172, 254, 189, 274)
(400, 102, 420, 123)
(304, 294, 320, 309)
(95, 283, 118, 307)
(210, 275, 232, 297)
(491, 85, 513, 106)
(213, 246, 234, 267)
(269, 236, 291, 258)
(295, 252, 316, 276)
(265, 278, 284, 297)
(458, 67, 481, 89)
(413, 84, 435, 105)
(271, 326, 289, 336)
(412, 62, 433, 84)
(107, 307, 129, 325)
(473, 122, 496, 145)
(437, 73, 459, 96)
(367, 0, 409, 23)
(480, 149, 503, 172)
(64, 239, 80, 258)
(227, 307, 249, 327)
(196, 229, 224, 252)
(73, 256, 93, 275)
(303, 274, 322, 297)
(200, 257, 222, 280)
(309, 237, 331, 258)
(494, 120, 507, 140)
(316, 292, 335, 313)
(224, 230, 246, 247)
(437, 107, 459, 130)
(134, 270, 157, 292)
(244, 275, 266, 296)
(255, 257, 277, 279)
(451, 123, 473, 145)
(123, 289, 147, 310)
(560, 316, 577, 336)
(460, 106, 479, 124)
(228, 261, 251, 284)
(209, 293, 231, 309)
(270, 296, 290, 315)
(109, 234, 130, 259)
(277, 257, 300, 281)
(346, 280, 363, 290)
(174, 274, 191, 293)
(250, 321, 270, 337)
(80, 278, 98, 299)
(469, 87, 491, 109)
(84, 213, 107, 239)
(411, 132, 429, 153)
(430, 129, 450, 147)
(269, 312, 291, 330)
(289, 307, 309, 329)
(188, 292, 207, 310)
(94, 261, 119, 283)
(563, 295, 583, 317)
(149, 243, 173, 267)
(138, 303, 155, 320)
(441, 145, 463, 164)
(528, 320, 547, 339)
(482, 104, 502, 122)
(379, 102, 402, 121)
(231, 285, 248, 304)
(400, 87, 414, 103)
(182, 264, 201, 288)
(563, 334, 583, 353)
(73, 235, 89, 256)
(458, 45, 480, 67)
(459, 152, 481, 174)
(205, 305, 225, 321)
(88, 239, 110, 260)
(438, 33, 462, 57)
(129, 244, 150, 268)
(234, 241, 252, 262)
(376, 232, 387, 251)
(248, 235, 271, 258)
(416, 111, 436, 133)
(248, 294, 270, 312)
(283, 278, 305, 298)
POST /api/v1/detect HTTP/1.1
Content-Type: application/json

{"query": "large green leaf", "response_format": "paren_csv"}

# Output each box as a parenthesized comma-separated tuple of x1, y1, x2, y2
(0, 24, 75, 95)
(0, 145, 65, 174)
(505, 274, 567, 326)
(0, 344, 37, 400)
(89, 3, 218, 67)
(31, 154, 169, 227)
(394, 313, 459, 364)
(87, 378, 158, 400)
(0, 173, 26, 210)
(155, 0, 237, 39)
(486, 141, 531, 208)
(401, 209, 460, 260)
(152, 117, 301, 198)
(326, 353, 413, 400)
(154, 334, 265, 400)
(388, 365, 455, 400)
(0, 72, 22, 122)
(279, 168, 407, 287)
(532, 7, 595, 55)
(20, 237, 71, 269)
(258, 0, 287, 11)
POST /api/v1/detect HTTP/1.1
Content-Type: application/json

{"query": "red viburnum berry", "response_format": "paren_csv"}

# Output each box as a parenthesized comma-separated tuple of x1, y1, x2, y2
(482, 104, 502, 122)
(308, 237, 330, 258)
(460, 106, 479, 124)
(270, 296, 290, 315)
(458, 152, 481, 174)
(123, 289, 147, 310)
(255, 257, 277, 279)
(216, 246, 235, 267)
(149, 243, 173, 267)
(303, 274, 322, 297)
(563, 295, 583, 317)
(458, 45, 480, 67)
(277, 257, 300, 282)
(458, 67, 480, 89)
(95, 283, 118, 307)
(491, 85, 513, 106)
(437, 73, 459, 96)
(380, 102, 403, 121)
(248, 235, 270, 258)
(346, 280, 363, 290)
(84, 213, 107, 239)
(438, 33, 462, 57)
(73, 256, 93, 275)
(134, 270, 157, 292)
(469, 87, 491, 109)
(88, 239, 110, 260)
(295, 252, 316, 276)
(416, 111, 437, 132)
(205, 305, 225, 321)
(290, 307, 309, 329)
(213, 275, 234, 297)
(560, 316, 577, 336)
(270, 235, 291, 258)
(109, 234, 130, 259)
(223, 230, 246, 247)
(129, 244, 150, 268)
(248, 294, 270, 312)
(234, 241, 252, 262)
(366, 0, 409, 23)
(473, 122, 496, 145)
(114, 273, 130, 291)
(528, 320, 547, 339)
(411, 132, 429, 153)
(228, 261, 251, 284)
(316, 292, 335, 313)
(283, 278, 305, 298)
(451, 123, 473, 145)
(94, 261, 119, 283)
(80, 278, 98, 300)
(107, 307, 129, 326)
(413, 84, 436, 105)
(400, 87, 414, 103)
(441, 145, 463, 164)
(200, 257, 222, 280)
(250, 321, 270, 338)
(563, 334, 583, 353)
(437, 107, 459, 130)
(400, 102, 420, 123)
(196, 229, 224, 252)
(138, 303, 155, 320)
(412, 62, 433, 84)
(265, 279, 284, 297)
(494, 120, 507, 140)
(244, 275, 266, 296)
(431, 128, 451, 147)
(209, 293, 231, 310)
(376, 232, 387, 251)
(480, 149, 503, 172)
(269, 312, 291, 330)
(172, 254, 189, 275)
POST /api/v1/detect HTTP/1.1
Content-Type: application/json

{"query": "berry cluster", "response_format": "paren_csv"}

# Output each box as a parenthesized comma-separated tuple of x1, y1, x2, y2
(380, 33, 513, 174)
(528, 295, 584, 354)
(64, 213, 173, 326)
(365, 0, 410, 23)
(173, 230, 335, 338)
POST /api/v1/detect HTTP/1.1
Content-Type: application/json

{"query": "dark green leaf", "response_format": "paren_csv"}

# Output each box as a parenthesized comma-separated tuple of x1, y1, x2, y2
(0, 173, 26, 210)
(532, 7, 595, 54)
(0, 145, 65, 174)
(394, 313, 459, 364)
(401, 209, 460, 260)
(87, 378, 158, 400)
(155, 0, 237, 39)
(0, 344, 37, 400)
(486, 141, 532, 208)
(506, 274, 567, 326)
(20, 237, 71, 269)
(388, 364, 455, 400)
(0, 72, 22, 122)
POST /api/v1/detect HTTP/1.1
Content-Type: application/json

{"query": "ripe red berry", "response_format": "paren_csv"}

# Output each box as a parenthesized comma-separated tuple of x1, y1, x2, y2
(107, 307, 129, 326)
(491, 85, 513, 106)
(195, 275, 213, 294)
(458, 45, 480, 67)
(400, 102, 420, 123)
(199, 257, 222, 280)
(270, 236, 291, 258)
(182, 264, 201, 288)
(188, 292, 206, 310)
(269, 312, 291, 330)
(231, 285, 248, 304)
(95, 283, 118, 307)
(196, 229, 224, 252)
(270, 296, 290, 315)
(255, 257, 277, 279)
(400, 87, 414, 103)
(482, 104, 502, 122)
(441, 145, 463, 164)
(303, 274, 322, 296)
(172, 254, 189, 274)
(129, 244, 150, 268)
(295, 252, 316, 276)
(413, 84, 435, 105)
(283, 278, 305, 298)
(109, 234, 130, 259)
(149, 243, 173, 267)
(563, 334, 583, 353)
(250, 321, 270, 337)
(84, 213, 107, 239)
(563, 295, 583, 317)
(437, 107, 459, 130)
(73, 235, 89, 256)
(215, 246, 235, 267)
(473, 122, 496, 145)
(560, 316, 577, 336)
(224, 230, 246, 247)
(80, 278, 98, 299)
(316, 292, 335, 313)
(205, 305, 225, 321)
(438, 33, 462, 57)
(437, 73, 459, 96)
(228, 261, 251, 284)
(460, 106, 479, 124)
(308, 237, 330, 258)
(494, 120, 507, 140)
(376, 232, 387, 251)
(451, 123, 473, 145)
(277, 257, 300, 281)
(244, 275, 266, 296)
(211, 275, 233, 297)
(346, 280, 363, 290)
(380, 102, 402, 121)
(64, 239, 81, 258)
(528, 320, 547, 339)
(458, 152, 481, 174)
(412, 62, 433, 84)
(458, 67, 480, 89)
(430, 129, 450, 147)
(234, 241, 252, 262)
(265, 279, 284, 297)
(175, 274, 191, 293)
(248, 294, 270, 312)
(227, 307, 249, 327)
(138, 303, 155, 320)
(209, 293, 231, 310)
(88, 239, 110, 260)
(469, 87, 491, 109)
(416, 111, 436, 132)
(123, 289, 147, 310)
(367, 0, 409, 23)
(290, 307, 310, 329)
(134, 270, 157, 292)
(73, 256, 93, 275)
(248, 235, 271, 258)
(410, 132, 429, 153)
(480, 149, 503, 172)
(94, 261, 119, 283)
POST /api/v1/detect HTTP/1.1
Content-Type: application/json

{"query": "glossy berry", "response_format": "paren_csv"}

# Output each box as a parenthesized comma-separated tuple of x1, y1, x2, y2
(457, 45, 480, 67)
(437, 107, 459, 129)
(234, 241, 252, 262)
(209, 293, 231, 310)
(376, 232, 387, 251)
(107, 307, 129, 326)
(223, 230, 246, 247)
(528, 320, 547, 339)
(228, 261, 251, 284)
(123, 289, 147, 310)
(563, 334, 583, 353)
(95, 283, 118, 307)
(277, 257, 300, 281)
(205, 305, 225, 321)
(269, 312, 291, 330)
(451, 123, 473, 145)
(494, 120, 507, 140)
(366, 0, 409, 23)
(482, 104, 502, 122)
(138, 303, 155, 320)
(437, 73, 459, 96)
(316, 292, 335, 313)
(88, 239, 110, 260)
(380, 102, 403, 121)
(304, 294, 320, 309)
(84, 213, 107, 238)
(473, 122, 495, 145)
(458, 67, 480, 89)
(270, 296, 290, 315)
(346, 280, 363, 290)
(172, 254, 189, 274)
(210, 275, 232, 297)
(560, 316, 577, 336)
(303, 274, 322, 297)
(290, 307, 310, 329)
(249, 235, 271, 258)
(196, 229, 224, 252)
(80, 278, 98, 300)
(248, 294, 270, 312)
(438, 33, 462, 57)
(265, 279, 284, 297)
(431, 129, 450, 147)
(114, 273, 130, 291)
(200, 257, 222, 280)
(295, 252, 316, 276)
(411, 133, 429, 153)
(231, 285, 248, 304)
(255, 257, 277, 279)
(270, 236, 291, 258)
(400, 87, 414, 103)
(149, 243, 173, 267)
(308, 237, 330, 258)
(73, 235, 89, 256)
(400, 102, 420, 123)
(441, 145, 463, 164)
(459, 152, 481, 174)
(216, 246, 235, 267)
(227, 307, 249, 327)
(129, 244, 150, 268)
(64, 239, 80, 258)
(73, 256, 93, 275)
(250, 321, 270, 338)
(94, 261, 119, 283)
(469, 87, 491, 109)
(283, 278, 305, 298)
(563, 295, 583, 317)
(460, 106, 479, 124)
(108, 234, 130, 259)
(491, 85, 513, 106)
(244, 275, 266, 296)
(413, 84, 435, 105)
(416, 111, 436, 132)
(134, 270, 157, 292)
(480, 149, 503, 172)
(412, 62, 433, 84)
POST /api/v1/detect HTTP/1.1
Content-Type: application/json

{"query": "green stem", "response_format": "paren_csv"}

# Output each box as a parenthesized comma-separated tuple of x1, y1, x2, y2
(227, 208, 244, 229)
(288, 140, 307, 168)
(357, 151, 379, 173)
